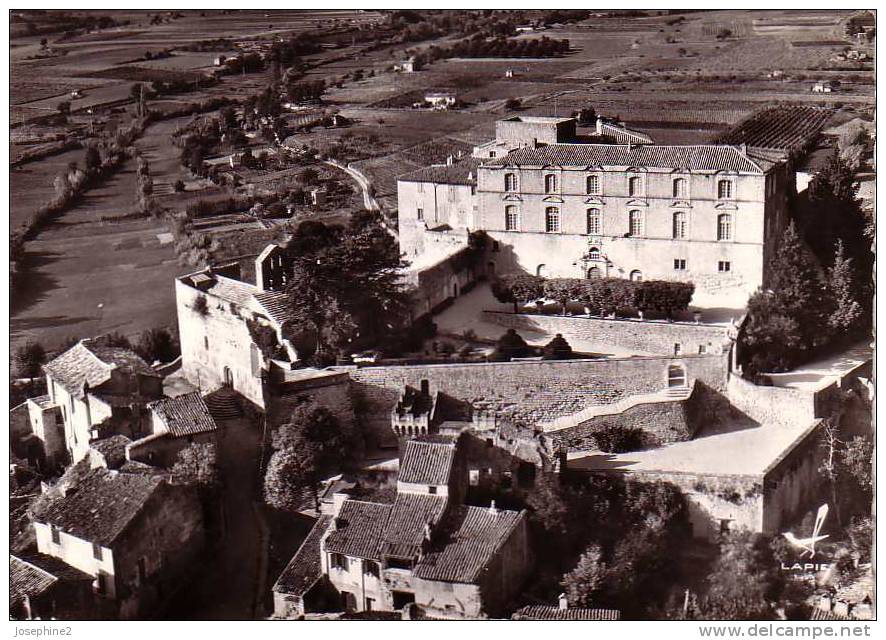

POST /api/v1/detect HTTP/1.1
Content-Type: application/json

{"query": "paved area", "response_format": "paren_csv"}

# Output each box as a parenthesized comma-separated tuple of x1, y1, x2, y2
(765, 341, 872, 390)
(568, 418, 815, 476)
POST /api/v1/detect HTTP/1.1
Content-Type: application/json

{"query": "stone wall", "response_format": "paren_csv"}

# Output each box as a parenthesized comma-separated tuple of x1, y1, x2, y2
(726, 374, 817, 428)
(484, 311, 732, 357)
(551, 395, 693, 451)
(347, 355, 728, 445)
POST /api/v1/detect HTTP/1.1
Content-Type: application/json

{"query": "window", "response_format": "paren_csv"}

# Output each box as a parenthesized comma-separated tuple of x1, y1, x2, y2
(673, 177, 687, 198)
(717, 214, 732, 241)
(138, 557, 147, 583)
(587, 208, 601, 234)
(96, 572, 108, 595)
(630, 270, 643, 282)
(428, 485, 437, 495)
(674, 259, 687, 271)
(492, 241, 500, 252)
(588, 247, 601, 261)
(672, 212, 687, 239)
(587, 266, 602, 279)
(469, 469, 480, 486)
(417, 183, 424, 193)
(51, 526, 61, 545)
(417, 208, 424, 221)
(586, 174, 601, 195)
(365, 597, 375, 611)
(544, 174, 558, 194)
(504, 173, 518, 191)
(447, 186, 456, 202)
(545, 207, 560, 233)
(364, 561, 380, 578)
(674, 343, 682, 356)
(330, 553, 349, 571)
(93, 543, 103, 561)
(717, 179, 733, 199)
(505, 205, 519, 231)
(489, 151, 496, 158)
(628, 175, 642, 196)
(628, 210, 643, 237)
(203, 336, 209, 350)
(718, 261, 731, 273)
(698, 344, 708, 354)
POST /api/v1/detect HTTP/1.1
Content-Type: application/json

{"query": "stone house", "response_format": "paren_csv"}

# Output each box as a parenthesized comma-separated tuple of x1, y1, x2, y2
(126, 392, 219, 467)
(39, 337, 163, 464)
(10, 553, 96, 620)
(512, 594, 620, 620)
(31, 467, 205, 619)
(274, 435, 532, 620)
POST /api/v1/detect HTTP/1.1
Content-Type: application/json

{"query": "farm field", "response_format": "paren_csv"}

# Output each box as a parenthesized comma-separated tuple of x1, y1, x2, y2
(9, 147, 88, 229)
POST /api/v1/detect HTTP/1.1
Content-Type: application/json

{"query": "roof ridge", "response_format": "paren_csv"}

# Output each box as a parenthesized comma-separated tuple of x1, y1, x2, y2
(14, 556, 59, 583)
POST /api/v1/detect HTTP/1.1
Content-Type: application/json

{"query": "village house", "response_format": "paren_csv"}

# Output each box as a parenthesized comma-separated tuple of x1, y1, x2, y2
(31, 466, 205, 619)
(273, 435, 532, 619)
(512, 594, 621, 620)
(125, 392, 219, 467)
(9, 553, 96, 620)
(36, 337, 163, 465)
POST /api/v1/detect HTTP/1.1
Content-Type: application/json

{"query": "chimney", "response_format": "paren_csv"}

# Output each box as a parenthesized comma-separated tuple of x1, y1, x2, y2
(596, 116, 604, 135)
(446, 154, 454, 166)
(331, 491, 349, 517)
(740, 143, 748, 155)
(423, 521, 433, 542)
(558, 593, 569, 611)
(489, 500, 498, 514)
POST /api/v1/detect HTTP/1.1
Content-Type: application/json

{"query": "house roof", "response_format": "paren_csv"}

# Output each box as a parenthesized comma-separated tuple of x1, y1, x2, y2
(600, 122, 655, 145)
(253, 290, 295, 326)
(89, 435, 131, 468)
(27, 395, 57, 411)
(273, 515, 333, 597)
(10, 554, 93, 607)
(512, 605, 621, 620)
(202, 274, 260, 309)
(148, 392, 218, 437)
(380, 493, 448, 559)
(33, 468, 165, 547)
(398, 159, 481, 185)
(485, 143, 777, 173)
(43, 338, 157, 398)
(325, 500, 392, 560)
(413, 505, 525, 583)
(398, 438, 457, 486)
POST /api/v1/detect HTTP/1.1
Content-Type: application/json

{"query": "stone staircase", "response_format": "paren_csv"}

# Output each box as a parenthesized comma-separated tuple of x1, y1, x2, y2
(205, 389, 244, 421)
(539, 384, 692, 433)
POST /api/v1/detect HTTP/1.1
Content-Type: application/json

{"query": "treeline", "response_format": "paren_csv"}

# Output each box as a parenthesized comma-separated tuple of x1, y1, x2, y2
(413, 34, 570, 66)
(492, 274, 695, 318)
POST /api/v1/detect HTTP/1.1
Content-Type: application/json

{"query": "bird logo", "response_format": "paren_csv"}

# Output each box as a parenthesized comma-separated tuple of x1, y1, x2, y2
(782, 504, 829, 559)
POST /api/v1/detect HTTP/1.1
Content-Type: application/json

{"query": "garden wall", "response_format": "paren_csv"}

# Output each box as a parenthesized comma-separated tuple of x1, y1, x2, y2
(346, 354, 728, 447)
(483, 310, 733, 357)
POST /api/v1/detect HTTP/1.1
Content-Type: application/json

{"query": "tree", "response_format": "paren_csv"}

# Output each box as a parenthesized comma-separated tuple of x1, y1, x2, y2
(171, 442, 220, 489)
(827, 240, 864, 335)
(57, 100, 71, 116)
(542, 333, 573, 360)
(491, 274, 544, 312)
(84, 145, 101, 174)
(818, 421, 844, 527)
(562, 544, 606, 608)
(543, 278, 583, 315)
(15, 341, 46, 382)
(136, 327, 179, 364)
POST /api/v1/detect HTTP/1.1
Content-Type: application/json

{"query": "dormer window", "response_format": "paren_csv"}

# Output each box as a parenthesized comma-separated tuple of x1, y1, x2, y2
(428, 486, 437, 494)
(717, 179, 733, 200)
(544, 174, 558, 194)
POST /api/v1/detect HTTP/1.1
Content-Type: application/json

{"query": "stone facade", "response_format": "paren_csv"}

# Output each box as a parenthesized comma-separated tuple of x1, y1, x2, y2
(397, 181, 476, 259)
(484, 311, 733, 357)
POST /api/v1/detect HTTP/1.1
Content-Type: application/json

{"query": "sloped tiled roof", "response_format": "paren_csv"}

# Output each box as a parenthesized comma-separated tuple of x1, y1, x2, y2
(253, 290, 295, 326)
(398, 159, 481, 185)
(399, 438, 456, 486)
(203, 275, 260, 308)
(325, 501, 392, 560)
(10, 554, 93, 607)
(380, 493, 448, 559)
(148, 392, 218, 437)
(89, 435, 131, 469)
(513, 605, 621, 620)
(33, 468, 165, 546)
(28, 395, 57, 410)
(600, 122, 654, 145)
(413, 505, 524, 583)
(274, 515, 333, 597)
(43, 338, 156, 397)
(486, 144, 774, 173)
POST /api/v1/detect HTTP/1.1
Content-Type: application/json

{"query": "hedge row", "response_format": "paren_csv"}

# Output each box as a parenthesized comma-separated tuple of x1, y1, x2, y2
(492, 274, 695, 318)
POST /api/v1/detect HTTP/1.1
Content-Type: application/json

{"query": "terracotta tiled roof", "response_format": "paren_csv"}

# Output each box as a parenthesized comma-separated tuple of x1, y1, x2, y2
(253, 290, 294, 326)
(513, 605, 621, 620)
(43, 338, 156, 398)
(810, 608, 850, 621)
(398, 159, 481, 185)
(33, 468, 165, 546)
(148, 392, 218, 437)
(413, 505, 525, 583)
(274, 515, 333, 597)
(399, 439, 456, 486)
(325, 501, 392, 560)
(202, 275, 261, 308)
(486, 144, 775, 173)
(600, 122, 654, 145)
(380, 493, 448, 559)
(10, 554, 93, 607)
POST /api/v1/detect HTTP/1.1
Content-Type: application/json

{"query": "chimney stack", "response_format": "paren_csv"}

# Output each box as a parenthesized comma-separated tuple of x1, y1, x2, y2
(558, 593, 569, 611)
(489, 500, 498, 514)
(596, 116, 604, 135)
(446, 154, 454, 166)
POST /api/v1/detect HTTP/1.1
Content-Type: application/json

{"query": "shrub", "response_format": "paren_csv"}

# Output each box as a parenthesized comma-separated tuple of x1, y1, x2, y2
(544, 278, 586, 314)
(173, 179, 185, 192)
(492, 274, 544, 312)
(634, 280, 695, 317)
(542, 333, 573, 360)
(192, 294, 209, 317)
(592, 424, 646, 453)
(491, 328, 532, 361)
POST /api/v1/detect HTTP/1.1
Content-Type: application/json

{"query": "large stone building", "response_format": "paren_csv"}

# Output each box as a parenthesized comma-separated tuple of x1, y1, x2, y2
(397, 115, 792, 298)
(273, 436, 532, 620)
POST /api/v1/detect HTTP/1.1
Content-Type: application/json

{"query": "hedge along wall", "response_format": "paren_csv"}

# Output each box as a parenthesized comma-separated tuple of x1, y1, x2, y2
(484, 311, 733, 357)
(346, 354, 729, 447)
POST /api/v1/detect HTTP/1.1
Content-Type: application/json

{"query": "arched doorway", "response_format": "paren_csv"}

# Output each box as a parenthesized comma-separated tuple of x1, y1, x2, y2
(667, 364, 687, 388)
(536, 264, 547, 277)
(223, 366, 233, 387)
(630, 269, 643, 282)
(587, 266, 602, 279)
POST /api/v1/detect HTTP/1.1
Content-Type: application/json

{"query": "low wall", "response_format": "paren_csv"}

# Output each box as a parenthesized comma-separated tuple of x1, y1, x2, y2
(484, 311, 732, 357)
(726, 374, 818, 428)
(348, 354, 728, 445)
